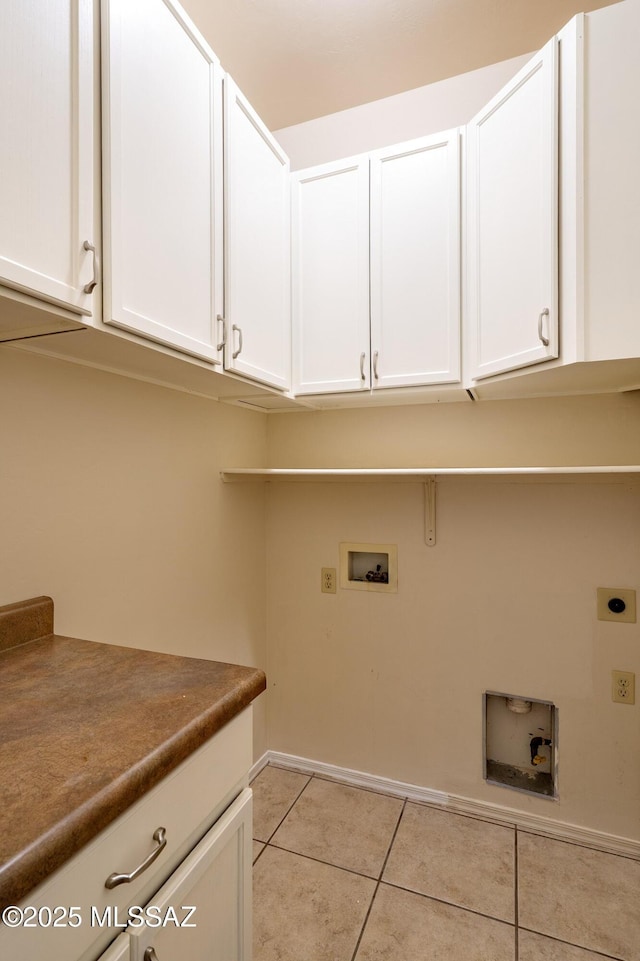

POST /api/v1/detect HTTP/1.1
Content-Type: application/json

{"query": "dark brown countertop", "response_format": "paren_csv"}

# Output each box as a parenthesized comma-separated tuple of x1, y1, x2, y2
(0, 597, 266, 911)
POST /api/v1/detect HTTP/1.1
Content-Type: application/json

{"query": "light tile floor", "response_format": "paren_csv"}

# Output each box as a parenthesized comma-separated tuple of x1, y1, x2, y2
(251, 764, 640, 961)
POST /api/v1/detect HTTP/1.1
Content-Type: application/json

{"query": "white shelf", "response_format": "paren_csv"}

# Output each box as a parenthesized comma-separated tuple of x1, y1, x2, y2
(221, 466, 640, 547)
(221, 466, 640, 482)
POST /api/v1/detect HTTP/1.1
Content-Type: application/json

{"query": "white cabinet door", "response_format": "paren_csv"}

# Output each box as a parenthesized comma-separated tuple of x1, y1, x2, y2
(129, 789, 252, 961)
(370, 131, 461, 389)
(467, 39, 558, 380)
(102, 0, 223, 363)
(0, 0, 97, 315)
(292, 157, 370, 395)
(224, 79, 291, 390)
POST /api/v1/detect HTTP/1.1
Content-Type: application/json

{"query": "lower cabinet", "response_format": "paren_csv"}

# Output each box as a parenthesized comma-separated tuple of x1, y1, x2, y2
(0, 709, 254, 961)
(128, 790, 251, 961)
(97, 933, 131, 961)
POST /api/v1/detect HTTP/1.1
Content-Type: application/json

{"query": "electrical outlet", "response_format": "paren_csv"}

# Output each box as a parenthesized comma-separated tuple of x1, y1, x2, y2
(612, 670, 635, 704)
(597, 587, 636, 623)
(321, 567, 336, 594)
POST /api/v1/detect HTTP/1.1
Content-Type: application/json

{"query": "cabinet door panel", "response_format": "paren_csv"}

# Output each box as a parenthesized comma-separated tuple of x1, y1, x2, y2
(98, 933, 131, 960)
(467, 39, 558, 380)
(225, 80, 290, 390)
(103, 0, 223, 363)
(292, 157, 370, 394)
(0, 0, 96, 314)
(370, 131, 461, 388)
(129, 789, 252, 961)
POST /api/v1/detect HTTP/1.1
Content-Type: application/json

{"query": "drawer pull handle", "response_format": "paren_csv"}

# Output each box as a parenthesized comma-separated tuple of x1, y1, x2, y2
(104, 827, 167, 889)
(144, 949, 159, 961)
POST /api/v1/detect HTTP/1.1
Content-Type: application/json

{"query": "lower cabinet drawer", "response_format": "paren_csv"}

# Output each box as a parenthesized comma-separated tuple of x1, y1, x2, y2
(0, 708, 252, 961)
(128, 788, 252, 961)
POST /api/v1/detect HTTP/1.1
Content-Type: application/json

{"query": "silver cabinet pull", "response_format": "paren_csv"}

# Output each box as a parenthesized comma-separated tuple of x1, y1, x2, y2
(360, 352, 366, 382)
(538, 308, 550, 347)
(216, 314, 226, 352)
(373, 350, 379, 381)
(232, 324, 243, 359)
(144, 949, 159, 961)
(104, 827, 167, 889)
(82, 240, 99, 294)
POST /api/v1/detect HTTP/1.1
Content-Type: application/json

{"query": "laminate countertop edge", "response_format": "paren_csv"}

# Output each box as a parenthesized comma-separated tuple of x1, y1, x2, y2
(0, 631, 266, 911)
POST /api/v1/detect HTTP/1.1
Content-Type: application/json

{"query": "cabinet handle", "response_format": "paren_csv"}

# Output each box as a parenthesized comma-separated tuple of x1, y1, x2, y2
(82, 240, 99, 294)
(144, 950, 159, 961)
(360, 352, 366, 382)
(232, 324, 243, 359)
(373, 350, 379, 381)
(104, 827, 167, 889)
(216, 314, 226, 351)
(537, 308, 550, 347)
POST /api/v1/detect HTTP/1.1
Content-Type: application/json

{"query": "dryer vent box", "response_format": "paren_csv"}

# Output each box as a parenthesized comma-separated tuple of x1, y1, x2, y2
(484, 692, 557, 799)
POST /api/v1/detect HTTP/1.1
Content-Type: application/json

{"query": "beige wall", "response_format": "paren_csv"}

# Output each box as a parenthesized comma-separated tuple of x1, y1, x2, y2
(264, 10, 640, 841)
(274, 54, 531, 170)
(3, 344, 640, 839)
(0, 346, 269, 758)
(267, 392, 640, 468)
(265, 395, 640, 839)
(4, 15, 640, 839)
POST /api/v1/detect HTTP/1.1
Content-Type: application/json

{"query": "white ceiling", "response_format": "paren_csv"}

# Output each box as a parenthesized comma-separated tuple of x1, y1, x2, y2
(181, 0, 619, 130)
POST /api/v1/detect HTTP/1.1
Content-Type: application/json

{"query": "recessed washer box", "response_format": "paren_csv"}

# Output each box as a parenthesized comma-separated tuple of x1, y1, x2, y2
(484, 691, 558, 799)
(339, 542, 398, 593)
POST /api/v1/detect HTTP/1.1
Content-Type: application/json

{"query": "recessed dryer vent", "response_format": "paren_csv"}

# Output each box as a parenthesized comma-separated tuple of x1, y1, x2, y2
(484, 692, 557, 799)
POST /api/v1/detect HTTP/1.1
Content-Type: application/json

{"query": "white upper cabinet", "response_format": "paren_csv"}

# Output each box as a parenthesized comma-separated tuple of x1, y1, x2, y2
(292, 134, 461, 397)
(292, 156, 370, 395)
(102, 0, 224, 364)
(370, 131, 461, 389)
(568, 2, 640, 366)
(224, 79, 291, 391)
(467, 38, 558, 381)
(0, 0, 97, 318)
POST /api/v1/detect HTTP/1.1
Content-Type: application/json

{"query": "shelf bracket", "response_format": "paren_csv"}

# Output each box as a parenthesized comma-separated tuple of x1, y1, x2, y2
(424, 476, 436, 547)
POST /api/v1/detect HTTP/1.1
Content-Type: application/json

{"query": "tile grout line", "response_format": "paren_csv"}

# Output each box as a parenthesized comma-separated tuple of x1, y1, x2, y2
(268, 757, 640, 862)
(516, 829, 621, 961)
(264, 841, 383, 881)
(256, 775, 521, 927)
(515, 826, 640, 862)
(253, 764, 314, 846)
(257, 837, 521, 930)
(517, 926, 624, 961)
(349, 797, 408, 961)
(253, 768, 634, 961)
(256, 842, 521, 935)
(380, 879, 517, 927)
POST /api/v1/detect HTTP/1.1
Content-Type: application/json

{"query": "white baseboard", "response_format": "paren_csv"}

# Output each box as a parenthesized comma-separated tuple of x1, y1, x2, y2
(250, 750, 640, 861)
